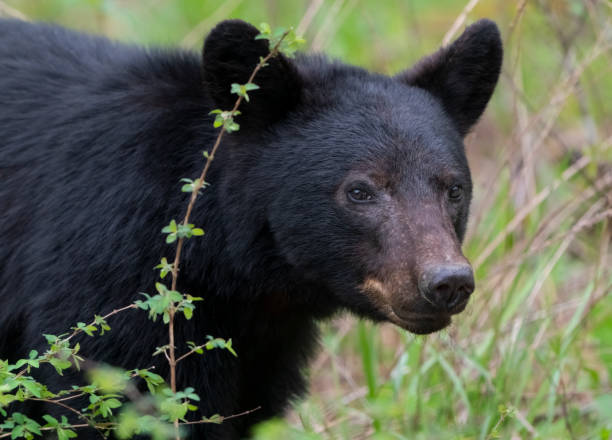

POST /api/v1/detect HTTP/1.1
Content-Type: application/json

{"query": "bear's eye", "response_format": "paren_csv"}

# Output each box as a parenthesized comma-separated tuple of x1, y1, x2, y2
(448, 185, 463, 202)
(347, 188, 374, 203)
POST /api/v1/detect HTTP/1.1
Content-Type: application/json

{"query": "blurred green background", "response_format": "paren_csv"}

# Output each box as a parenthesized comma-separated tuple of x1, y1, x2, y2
(2, 0, 611, 438)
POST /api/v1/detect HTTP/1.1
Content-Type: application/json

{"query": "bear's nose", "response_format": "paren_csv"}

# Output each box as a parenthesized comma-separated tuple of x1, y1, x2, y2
(419, 264, 475, 312)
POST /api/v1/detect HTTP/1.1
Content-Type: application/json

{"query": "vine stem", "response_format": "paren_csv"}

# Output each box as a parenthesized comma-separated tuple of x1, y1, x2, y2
(166, 31, 290, 440)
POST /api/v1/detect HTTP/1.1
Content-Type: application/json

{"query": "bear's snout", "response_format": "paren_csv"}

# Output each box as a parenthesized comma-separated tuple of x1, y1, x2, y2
(418, 264, 474, 313)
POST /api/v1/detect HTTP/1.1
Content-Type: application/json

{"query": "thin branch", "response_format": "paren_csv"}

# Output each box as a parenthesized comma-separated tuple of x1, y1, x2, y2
(0, 425, 99, 439)
(175, 344, 205, 364)
(163, 348, 172, 364)
(31, 398, 105, 440)
(51, 392, 86, 403)
(165, 30, 291, 440)
(181, 406, 262, 425)
(0, 405, 263, 439)
(14, 304, 138, 380)
(65, 303, 138, 343)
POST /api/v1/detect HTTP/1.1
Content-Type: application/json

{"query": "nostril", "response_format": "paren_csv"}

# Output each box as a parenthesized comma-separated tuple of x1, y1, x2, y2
(420, 264, 475, 312)
(435, 283, 451, 296)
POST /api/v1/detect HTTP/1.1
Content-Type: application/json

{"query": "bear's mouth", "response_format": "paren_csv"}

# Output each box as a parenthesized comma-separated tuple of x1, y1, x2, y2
(387, 308, 451, 335)
(358, 280, 454, 334)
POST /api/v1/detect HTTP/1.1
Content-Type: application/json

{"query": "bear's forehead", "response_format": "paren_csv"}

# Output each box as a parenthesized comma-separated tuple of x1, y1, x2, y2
(297, 56, 456, 137)
(296, 88, 462, 164)
(270, 55, 469, 180)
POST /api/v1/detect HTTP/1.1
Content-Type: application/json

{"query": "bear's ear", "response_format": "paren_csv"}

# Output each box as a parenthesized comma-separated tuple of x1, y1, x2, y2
(202, 20, 302, 129)
(396, 19, 502, 137)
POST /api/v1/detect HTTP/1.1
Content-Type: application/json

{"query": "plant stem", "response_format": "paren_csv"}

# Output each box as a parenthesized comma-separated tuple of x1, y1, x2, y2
(165, 31, 290, 440)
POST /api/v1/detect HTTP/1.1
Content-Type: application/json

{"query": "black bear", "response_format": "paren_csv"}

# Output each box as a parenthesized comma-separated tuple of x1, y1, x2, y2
(0, 17, 502, 439)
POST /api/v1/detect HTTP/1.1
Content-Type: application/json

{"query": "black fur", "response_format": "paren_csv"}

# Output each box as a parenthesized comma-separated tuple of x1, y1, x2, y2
(0, 18, 502, 438)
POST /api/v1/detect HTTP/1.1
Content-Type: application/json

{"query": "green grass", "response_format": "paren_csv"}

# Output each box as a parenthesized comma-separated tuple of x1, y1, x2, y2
(3, 0, 611, 438)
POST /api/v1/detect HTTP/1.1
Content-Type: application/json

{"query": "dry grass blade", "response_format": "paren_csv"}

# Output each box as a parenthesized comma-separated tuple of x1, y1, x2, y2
(442, 0, 481, 46)
(311, 0, 356, 51)
(0, 0, 27, 20)
(180, 0, 244, 48)
(474, 153, 592, 269)
(297, 0, 325, 36)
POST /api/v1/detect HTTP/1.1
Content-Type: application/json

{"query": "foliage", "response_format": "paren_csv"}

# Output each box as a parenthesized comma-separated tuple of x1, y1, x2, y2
(0, 19, 302, 439)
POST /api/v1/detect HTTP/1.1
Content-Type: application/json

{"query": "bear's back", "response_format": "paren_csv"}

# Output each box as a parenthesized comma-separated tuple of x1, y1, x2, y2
(0, 20, 212, 343)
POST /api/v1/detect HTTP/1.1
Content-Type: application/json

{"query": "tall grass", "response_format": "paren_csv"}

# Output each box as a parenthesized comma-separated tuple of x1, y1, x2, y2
(274, 2, 612, 438)
(3, 0, 611, 438)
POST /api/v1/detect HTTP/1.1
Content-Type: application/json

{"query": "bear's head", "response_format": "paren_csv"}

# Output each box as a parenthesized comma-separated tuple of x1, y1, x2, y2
(202, 19, 502, 334)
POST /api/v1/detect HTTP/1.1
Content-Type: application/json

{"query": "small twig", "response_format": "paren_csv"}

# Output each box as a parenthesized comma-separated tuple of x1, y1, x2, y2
(31, 398, 105, 440)
(0, 424, 105, 439)
(64, 304, 138, 343)
(175, 344, 205, 364)
(0, 405, 263, 439)
(51, 392, 86, 403)
(181, 406, 262, 425)
(14, 304, 138, 380)
(222, 406, 262, 422)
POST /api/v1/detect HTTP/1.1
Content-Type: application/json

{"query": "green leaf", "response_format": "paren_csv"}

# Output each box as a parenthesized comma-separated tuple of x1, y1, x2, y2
(226, 121, 240, 133)
(155, 282, 168, 295)
(21, 380, 43, 398)
(230, 82, 260, 102)
(154, 257, 173, 279)
(117, 407, 140, 439)
(88, 366, 128, 393)
(160, 399, 188, 422)
(201, 413, 224, 424)
(48, 358, 72, 375)
(93, 315, 111, 334)
(42, 415, 58, 427)
(256, 22, 271, 38)
(57, 428, 77, 440)
(161, 220, 177, 234)
(105, 397, 122, 409)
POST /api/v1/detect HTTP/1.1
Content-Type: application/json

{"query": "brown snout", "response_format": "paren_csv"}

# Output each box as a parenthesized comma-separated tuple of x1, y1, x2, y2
(418, 264, 474, 313)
